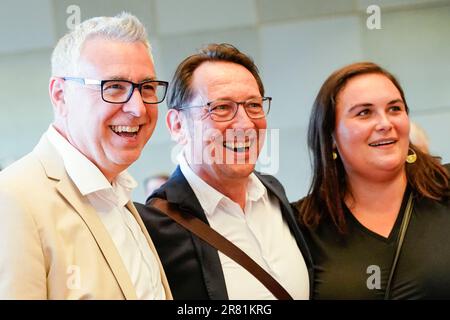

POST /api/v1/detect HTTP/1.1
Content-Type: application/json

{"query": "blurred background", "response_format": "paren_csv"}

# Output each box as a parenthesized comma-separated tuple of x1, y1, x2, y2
(1, 0, 449, 202)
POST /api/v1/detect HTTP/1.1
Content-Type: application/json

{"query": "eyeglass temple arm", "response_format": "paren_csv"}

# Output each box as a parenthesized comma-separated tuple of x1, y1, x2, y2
(175, 105, 204, 110)
(62, 77, 101, 85)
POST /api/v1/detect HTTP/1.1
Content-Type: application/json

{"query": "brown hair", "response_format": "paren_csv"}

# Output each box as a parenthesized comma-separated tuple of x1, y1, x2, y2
(297, 62, 449, 234)
(166, 43, 264, 110)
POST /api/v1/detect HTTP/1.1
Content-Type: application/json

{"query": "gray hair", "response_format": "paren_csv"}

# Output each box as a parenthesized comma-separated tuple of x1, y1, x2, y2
(51, 12, 152, 76)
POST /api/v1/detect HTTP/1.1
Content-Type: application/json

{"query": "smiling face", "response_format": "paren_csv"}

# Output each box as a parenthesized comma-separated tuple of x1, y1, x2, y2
(182, 61, 267, 186)
(334, 73, 410, 181)
(55, 37, 158, 181)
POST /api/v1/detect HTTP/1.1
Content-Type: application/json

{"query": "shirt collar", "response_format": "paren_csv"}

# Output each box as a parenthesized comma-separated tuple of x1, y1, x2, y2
(178, 152, 223, 217)
(177, 151, 267, 217)
(246, 172, 266, 202)
(110, 170, 138, 207)
(46, 125, 137, 202)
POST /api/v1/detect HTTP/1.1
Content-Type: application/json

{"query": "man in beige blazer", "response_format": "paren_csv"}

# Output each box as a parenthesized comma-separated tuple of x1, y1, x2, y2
(0, 13, 172, 299)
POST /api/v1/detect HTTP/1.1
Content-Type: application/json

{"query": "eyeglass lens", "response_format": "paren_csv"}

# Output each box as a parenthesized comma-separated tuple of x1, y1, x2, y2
(209, 98, 269, 121)
(102, 80, 167, 104)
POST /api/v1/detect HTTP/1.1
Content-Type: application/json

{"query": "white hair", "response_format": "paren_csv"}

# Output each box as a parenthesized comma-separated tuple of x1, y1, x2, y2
(51, 12, 152, 76)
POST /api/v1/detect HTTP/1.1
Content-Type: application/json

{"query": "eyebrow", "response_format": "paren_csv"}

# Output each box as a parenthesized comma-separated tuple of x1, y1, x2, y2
(213, 95, 262, 101)
(107, 76, 157, 81)
(348, 103, 373, 113)
(348, 99, 405, 112)
(141, 76, 157, 81)
(387, 99, 404, 105)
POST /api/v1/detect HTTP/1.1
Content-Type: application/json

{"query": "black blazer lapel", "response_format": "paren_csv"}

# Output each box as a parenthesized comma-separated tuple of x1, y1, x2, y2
(156, 167, 228, 299)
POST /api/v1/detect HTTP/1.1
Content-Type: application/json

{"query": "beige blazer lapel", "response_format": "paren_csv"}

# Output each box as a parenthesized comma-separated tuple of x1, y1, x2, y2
(34, 136, 137, 300)
(127, 202, 173, 299)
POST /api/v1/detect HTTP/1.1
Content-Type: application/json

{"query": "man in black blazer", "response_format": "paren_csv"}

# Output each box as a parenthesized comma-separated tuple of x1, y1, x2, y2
(138, 43, 313, 300)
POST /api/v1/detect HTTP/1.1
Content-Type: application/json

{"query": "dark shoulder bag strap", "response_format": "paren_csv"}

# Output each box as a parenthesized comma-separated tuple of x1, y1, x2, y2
(149, 198, 293, 300)
(385, 192, 414, 299)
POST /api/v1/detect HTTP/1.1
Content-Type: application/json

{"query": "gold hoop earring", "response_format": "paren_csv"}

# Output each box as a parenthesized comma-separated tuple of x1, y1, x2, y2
(406, 148, 417, 164)
(332, 151, 338, 160)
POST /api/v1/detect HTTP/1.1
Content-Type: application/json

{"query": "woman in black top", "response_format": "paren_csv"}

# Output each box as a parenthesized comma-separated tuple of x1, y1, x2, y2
(294, 62, 450, 299)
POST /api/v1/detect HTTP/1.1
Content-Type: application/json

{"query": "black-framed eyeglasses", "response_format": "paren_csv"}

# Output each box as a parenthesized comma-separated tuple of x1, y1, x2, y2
(175, 97, 271, 122)
(62, 77, 169, 104)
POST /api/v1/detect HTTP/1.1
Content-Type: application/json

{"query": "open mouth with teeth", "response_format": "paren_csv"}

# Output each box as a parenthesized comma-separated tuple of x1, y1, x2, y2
(223, 140, 253, 153)
(110, 125, 141, 137)
(368, 139, 396, 147)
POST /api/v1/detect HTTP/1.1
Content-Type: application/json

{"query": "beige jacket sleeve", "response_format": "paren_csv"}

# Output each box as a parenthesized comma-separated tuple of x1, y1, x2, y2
(0, 191, 47, 299)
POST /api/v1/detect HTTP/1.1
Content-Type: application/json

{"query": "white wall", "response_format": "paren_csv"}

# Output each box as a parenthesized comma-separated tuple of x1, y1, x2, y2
(1, 0, 449, 202)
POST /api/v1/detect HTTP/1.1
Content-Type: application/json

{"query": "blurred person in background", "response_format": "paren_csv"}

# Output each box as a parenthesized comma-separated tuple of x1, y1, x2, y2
(409, 122, 430, 154)
(144, 173, 169, 200)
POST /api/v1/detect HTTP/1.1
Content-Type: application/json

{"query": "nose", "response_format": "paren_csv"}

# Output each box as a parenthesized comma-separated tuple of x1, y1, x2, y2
(122, 88, 146, 117)
(232, 103, 255, 128)
(375, 112, 393, 132)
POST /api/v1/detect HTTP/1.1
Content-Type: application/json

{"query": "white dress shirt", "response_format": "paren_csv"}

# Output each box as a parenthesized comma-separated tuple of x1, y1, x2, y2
(47, 125, 165, 299)
(178, 153, 309, 300)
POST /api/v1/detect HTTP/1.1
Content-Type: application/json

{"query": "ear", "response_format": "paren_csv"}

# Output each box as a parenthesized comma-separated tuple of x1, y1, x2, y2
(49, 77, 69, 117)
(166, 109, 188, 145)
